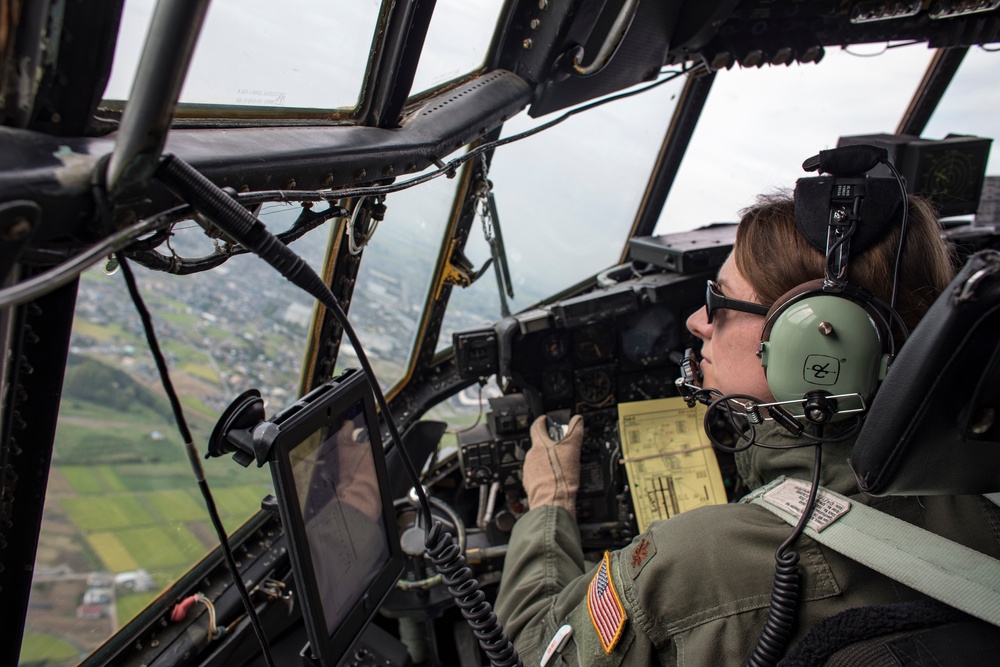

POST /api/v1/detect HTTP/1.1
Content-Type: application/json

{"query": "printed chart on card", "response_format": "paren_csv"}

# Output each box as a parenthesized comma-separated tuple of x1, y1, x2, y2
(617, 397, 728, 532)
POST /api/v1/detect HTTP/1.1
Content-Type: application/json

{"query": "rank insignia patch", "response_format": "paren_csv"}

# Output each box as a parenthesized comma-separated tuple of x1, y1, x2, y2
(631, 539, 649, 568)
(587, 552, 626, 653)
(628, 532, 656, 579)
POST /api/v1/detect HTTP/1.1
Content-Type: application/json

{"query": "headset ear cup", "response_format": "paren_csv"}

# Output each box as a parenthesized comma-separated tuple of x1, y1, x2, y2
(760, 280, 826, 342)
(760, 281, 889, 417)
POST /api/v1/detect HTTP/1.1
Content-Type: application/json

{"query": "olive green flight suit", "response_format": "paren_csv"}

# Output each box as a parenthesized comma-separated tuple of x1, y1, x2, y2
(495, 422, 1000, 666)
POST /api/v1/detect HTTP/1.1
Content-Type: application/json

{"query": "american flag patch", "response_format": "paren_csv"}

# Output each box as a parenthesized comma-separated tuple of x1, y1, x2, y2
(587, 552, 626, 653)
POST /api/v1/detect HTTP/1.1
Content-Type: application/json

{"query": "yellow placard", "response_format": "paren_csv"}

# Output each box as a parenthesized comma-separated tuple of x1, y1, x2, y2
(617, 397, 728, 532)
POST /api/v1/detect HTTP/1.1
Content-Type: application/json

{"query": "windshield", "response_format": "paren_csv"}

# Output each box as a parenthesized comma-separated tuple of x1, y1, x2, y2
(22, 207, 331, 665)
(336, 170, 460, 388)
(410, 0, 506, 97)
(654, 45, 939, 235)
(923, 47, 1000, 177)
(20, 10, 1000, 664)
(104, 0, 383, 111)
(436, 77, 686, 350)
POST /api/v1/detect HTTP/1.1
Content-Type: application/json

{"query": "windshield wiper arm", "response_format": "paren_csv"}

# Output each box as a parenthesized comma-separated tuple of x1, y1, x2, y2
(477, 179, 515, 317)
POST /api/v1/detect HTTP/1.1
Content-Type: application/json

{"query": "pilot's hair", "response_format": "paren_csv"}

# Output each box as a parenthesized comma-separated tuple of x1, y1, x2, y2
(733, 191, 955, 332)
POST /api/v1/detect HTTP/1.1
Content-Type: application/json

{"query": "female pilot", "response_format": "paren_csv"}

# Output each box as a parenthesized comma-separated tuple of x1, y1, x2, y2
(494, 191, 1000, 665)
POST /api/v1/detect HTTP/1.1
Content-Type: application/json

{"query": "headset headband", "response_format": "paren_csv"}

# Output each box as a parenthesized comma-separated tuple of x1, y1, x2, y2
(794, 176, 905, 255)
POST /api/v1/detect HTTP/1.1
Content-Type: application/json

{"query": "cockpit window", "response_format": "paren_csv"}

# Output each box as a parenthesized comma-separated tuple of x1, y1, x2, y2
(654, 46, 936, 236)
(436, 78, 686, 351)
(409, 0, 506, 97)
(23, 205, 331, 663)
(103, 0, 384, 113)
(923, 47, 1000, 176)
(336, 169, 458, 387)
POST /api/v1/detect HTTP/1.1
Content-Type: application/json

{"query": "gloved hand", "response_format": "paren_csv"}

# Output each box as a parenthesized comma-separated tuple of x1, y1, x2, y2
(522, 414, 585, 517)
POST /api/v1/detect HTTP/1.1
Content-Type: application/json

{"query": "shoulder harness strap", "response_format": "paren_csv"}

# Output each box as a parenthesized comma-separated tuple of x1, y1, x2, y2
(744, 477, 1000, 627)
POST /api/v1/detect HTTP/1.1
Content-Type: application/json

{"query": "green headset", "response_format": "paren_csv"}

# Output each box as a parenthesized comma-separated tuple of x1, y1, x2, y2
(758, 145, 907, 424)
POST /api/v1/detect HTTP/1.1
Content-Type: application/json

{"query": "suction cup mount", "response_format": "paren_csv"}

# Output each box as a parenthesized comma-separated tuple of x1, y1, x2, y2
(207, 388, 267, 467)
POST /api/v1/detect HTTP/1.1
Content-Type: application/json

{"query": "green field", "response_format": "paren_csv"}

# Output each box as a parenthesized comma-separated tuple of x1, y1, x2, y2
(116, 524, 207, 570)
(180, 361, 220, 383)
(146, 489, 208, 522)
(61, 466, 129, 494)
(67, 481, 271, 575)
(210, 485, 273, 518)
(86, 532, 139, 572)
(116, 591, 160, 627)
(72, 319, 133, 344)
(19, 630, 80, 665)
(62, 496, 156, 532)
(29, 268, 309, 658)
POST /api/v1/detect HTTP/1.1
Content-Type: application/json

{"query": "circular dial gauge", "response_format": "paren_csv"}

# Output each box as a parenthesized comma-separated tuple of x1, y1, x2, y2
(542, 366, 572, 399)
(575, 368, 613, 405)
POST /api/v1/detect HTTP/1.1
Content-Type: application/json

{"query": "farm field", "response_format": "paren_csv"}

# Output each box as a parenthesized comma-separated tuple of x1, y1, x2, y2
(23, 352, 273, 667)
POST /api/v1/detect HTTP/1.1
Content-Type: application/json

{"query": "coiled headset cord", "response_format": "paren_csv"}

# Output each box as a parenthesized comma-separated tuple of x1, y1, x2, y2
(154, 154, 522, 667)
(425, 522, 520, 667)
(745, 440, 823, 667)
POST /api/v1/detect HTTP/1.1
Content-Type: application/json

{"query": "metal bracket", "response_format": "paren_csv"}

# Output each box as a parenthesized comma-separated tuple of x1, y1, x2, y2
(434, 239, 492, 300)
(0, 201, 42, 283)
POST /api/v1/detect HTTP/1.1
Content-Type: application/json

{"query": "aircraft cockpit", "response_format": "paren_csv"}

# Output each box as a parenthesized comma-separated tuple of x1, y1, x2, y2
(2, 2, 999, 666)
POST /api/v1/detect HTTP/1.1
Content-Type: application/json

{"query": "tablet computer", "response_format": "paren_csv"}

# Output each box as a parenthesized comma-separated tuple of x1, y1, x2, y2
(265, 369, 403, 667)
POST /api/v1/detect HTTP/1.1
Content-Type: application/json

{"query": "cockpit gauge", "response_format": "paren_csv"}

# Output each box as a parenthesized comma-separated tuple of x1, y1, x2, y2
(919, 147, 983, 209)
(573, 324, 614, 363)
(541, 366, 573, 400)
(542, 332, 568, 360)
(575, 366, 616, 407)
(621, 305, 677, 368)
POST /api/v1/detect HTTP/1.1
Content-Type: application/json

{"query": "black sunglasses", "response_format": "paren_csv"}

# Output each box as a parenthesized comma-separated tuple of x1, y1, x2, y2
(705, 280, 771, 324)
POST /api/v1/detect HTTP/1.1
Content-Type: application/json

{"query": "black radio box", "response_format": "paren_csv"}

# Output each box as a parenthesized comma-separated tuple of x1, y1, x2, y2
(838, 133, 993, 218)
(628, 223, 736, 274)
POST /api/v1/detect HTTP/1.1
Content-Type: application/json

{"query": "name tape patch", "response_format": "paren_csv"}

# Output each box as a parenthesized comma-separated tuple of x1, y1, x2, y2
(587, 552, 626, 653)
(761, 478, 851, 532)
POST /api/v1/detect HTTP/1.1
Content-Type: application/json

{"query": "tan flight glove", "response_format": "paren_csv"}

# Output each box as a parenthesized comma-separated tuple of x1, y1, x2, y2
(522, 414, 585, 517)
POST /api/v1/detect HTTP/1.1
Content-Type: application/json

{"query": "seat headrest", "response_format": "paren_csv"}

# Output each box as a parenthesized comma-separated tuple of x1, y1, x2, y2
(851, 250, 1000, 496)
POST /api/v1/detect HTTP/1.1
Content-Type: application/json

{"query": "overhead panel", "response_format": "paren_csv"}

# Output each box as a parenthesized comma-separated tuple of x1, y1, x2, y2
(665, 1, 1000, 71)
(510, 0, 683, 117)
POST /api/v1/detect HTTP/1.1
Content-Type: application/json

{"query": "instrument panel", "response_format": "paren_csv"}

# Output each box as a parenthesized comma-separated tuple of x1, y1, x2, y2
(452, 267, 712, 549)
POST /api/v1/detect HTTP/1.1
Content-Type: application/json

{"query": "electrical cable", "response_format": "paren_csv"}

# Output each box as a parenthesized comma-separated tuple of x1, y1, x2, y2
(704, 393, 759, 453)
(152, 153, 521, 667)
(0, 216, 162, 308)
(425, 521, 520, 667)
(884, 158, 910, 311)
(346, 196, 380, 255)
(824, 220, 856, 285)
(117, 257, 277, 667)
(446, 382, 486, 435)
(745, 441, 823, 667)
(217, 63, 701, 206)
(124, 204, 346, 275)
